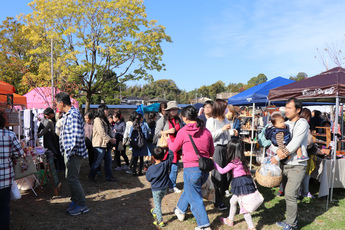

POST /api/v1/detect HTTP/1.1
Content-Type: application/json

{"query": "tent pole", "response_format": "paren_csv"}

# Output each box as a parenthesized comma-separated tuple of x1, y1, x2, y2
(250, 103, 255, 170)
(330, 96, 339, 203)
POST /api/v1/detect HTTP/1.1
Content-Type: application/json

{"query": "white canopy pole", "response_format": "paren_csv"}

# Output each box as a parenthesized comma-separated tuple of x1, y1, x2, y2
(250, 103, 255, 169)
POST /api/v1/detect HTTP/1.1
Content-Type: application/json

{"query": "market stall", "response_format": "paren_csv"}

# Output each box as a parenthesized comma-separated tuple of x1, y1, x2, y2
(268, 66, 345, 208)
(228, 77, 296, 168)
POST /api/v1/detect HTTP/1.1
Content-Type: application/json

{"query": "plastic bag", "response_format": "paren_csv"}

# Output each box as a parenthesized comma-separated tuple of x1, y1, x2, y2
(10, 181, 21, 200)
(259, 158, 282, 177)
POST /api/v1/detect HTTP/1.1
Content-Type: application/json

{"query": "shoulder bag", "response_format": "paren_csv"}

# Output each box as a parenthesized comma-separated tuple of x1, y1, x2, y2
(239, 179, 264, 213)
(188, 134, 214, 172)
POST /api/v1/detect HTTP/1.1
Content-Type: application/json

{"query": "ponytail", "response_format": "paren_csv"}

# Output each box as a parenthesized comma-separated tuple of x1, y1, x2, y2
(196, 117, 205, 129)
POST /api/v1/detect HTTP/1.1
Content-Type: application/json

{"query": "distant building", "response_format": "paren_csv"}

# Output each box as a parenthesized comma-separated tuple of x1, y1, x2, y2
(190, 97, 212, 104)
(121, 96, 144, 105)
(217, 92, 239, 99)
(147, 97, 169, 105)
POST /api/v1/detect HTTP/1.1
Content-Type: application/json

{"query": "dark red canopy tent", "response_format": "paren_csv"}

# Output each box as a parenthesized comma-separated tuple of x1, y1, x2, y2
(268, 67, 345, 102)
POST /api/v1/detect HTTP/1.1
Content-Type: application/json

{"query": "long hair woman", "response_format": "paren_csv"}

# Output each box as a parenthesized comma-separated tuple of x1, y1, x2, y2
(206, 99, 238, 211)
(225, 104, 241, 138)
(130, 112, 149, 176)
(146, 112, 157, 166)
(113, 111, 129, 171)
(154, 101, 183, 193)
(168, 105, 214, 230)
(89, 104, 117, 182)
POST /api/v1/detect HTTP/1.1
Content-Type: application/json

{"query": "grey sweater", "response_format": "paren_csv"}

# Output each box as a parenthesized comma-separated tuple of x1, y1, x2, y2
(273, 118, 309, 165)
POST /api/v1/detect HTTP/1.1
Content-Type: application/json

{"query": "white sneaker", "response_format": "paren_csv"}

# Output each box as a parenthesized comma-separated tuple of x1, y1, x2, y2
(225, 190, 231, 197)
(169, 187, 182, 193)
(174, 207, 185, 221)
(195, 227, 211, 230)
(114, 167, 121, 171)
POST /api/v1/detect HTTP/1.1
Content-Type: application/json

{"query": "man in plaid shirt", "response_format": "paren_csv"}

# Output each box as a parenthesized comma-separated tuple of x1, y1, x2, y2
(0, 112, 24, 229)
(55, 92, 89, 216)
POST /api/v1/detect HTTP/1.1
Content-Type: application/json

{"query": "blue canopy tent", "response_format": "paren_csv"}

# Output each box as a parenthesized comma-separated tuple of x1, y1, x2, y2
(228, 77, 295, 106)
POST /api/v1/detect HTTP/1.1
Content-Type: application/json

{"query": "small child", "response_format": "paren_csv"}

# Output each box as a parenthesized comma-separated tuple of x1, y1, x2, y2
(146, 147, 174, 227)
(214, 139, 257, 230)
(265, 113, 309, 162)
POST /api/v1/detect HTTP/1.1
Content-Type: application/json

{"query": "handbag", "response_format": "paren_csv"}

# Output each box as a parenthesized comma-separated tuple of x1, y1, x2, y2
(157, 133, 168, 148)
(10, 181, 21, 200)
(239, 180, 264, 213)
(188, 134, 214, 172)
(13, 155, 38, 180)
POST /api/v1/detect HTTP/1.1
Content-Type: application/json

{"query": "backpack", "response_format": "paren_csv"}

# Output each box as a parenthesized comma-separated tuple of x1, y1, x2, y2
(147, 125, 155, 144)
(130, 126, 145, 149)
(258, 125, 272, 147)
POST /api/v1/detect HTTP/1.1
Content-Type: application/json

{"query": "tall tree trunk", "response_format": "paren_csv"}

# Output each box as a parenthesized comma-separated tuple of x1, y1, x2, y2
(85, 91, 92, 114)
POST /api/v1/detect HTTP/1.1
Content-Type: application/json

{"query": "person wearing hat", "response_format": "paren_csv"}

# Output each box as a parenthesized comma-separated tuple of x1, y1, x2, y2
(154, 101, 183, 193)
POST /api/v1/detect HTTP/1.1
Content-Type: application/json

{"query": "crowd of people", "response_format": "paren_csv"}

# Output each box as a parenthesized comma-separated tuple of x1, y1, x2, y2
(1, 91, 332, 230)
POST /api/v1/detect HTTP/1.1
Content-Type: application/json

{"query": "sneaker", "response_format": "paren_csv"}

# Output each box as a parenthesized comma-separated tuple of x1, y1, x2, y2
(220, 217, 233, 226)
(169, 187, 182, 193)
(276, 190, 284, 197)
(150, 208, 157, 218)
(174, 207, 185, 221)
(303, 192, 315, 198)
(153, 221, 165, 227)
(122, 165, 129, 170)
(225, 190, 231, 198)
(126, 169, 133, 174)
(114, 167, 122, 171)
(217, 203, 228, 211)
(68, 205, 89, 216)
(66, 201, 76, 213)
(276, 220, 298, 229)
(195, 227, 211, 230)
(297, 156, 309, 162)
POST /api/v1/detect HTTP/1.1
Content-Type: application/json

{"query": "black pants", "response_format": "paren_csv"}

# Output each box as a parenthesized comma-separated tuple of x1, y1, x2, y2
(133, 156, 144, 174)
(114, 146, 129, 168)
(85, 138, 100, 172)
(211, 145, 231, 206)
(0, 186, 11, 230)
(85, 138, 95, 167)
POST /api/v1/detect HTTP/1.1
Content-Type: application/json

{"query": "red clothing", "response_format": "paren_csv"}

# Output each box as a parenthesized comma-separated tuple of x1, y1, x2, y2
(163, 118, 181, 163)
(168, 123, 214, 168)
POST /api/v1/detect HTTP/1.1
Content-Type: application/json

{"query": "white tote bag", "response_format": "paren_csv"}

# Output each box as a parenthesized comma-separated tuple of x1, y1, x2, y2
(10, 181, 21, 200)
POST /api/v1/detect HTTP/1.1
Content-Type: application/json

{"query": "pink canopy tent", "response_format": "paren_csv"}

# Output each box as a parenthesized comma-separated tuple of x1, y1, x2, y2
(24, 87, 79, 109)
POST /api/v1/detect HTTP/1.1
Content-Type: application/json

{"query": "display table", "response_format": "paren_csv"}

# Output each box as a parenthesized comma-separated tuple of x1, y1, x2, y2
(310, 156, 345, 197)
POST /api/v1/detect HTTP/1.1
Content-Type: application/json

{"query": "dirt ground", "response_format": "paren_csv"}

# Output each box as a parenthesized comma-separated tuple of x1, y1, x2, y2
(9, 152, 344, 230)
(9, 151, 256, 230)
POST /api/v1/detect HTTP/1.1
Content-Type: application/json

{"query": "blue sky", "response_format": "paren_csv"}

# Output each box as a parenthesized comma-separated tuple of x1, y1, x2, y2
(1, 0, 345, 92)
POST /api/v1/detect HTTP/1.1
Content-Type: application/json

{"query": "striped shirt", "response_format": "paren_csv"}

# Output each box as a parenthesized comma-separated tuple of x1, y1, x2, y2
(0, 129, 24, 189)
(59, 107, 88, 160)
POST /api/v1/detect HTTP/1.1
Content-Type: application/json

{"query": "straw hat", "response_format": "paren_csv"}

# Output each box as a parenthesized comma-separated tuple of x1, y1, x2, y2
(165, 101, 179, 110)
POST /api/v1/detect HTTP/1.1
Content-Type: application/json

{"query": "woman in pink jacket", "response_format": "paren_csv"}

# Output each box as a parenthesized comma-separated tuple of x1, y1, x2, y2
(168, 106, 214, 230)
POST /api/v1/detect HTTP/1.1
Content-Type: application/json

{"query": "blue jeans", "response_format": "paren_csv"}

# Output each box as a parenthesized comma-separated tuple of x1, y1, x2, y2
(169, 150, 179, 188)
(176, 167, 210, 228)
(89, 148, 113, 180)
